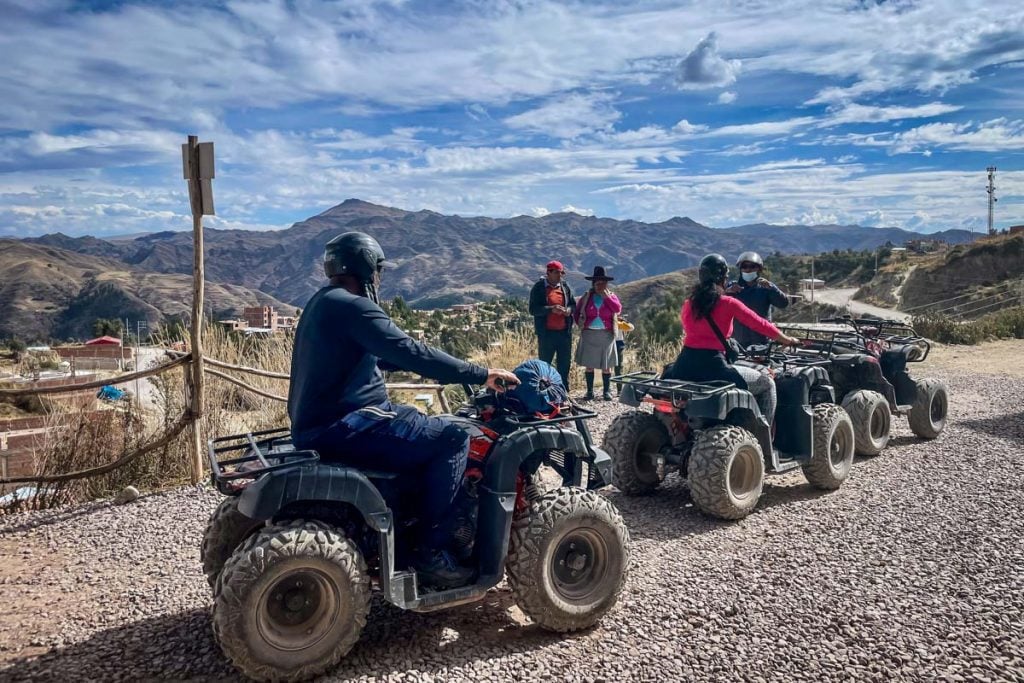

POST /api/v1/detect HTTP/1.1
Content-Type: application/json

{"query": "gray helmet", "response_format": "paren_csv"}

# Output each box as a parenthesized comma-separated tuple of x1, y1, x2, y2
(698, 253, 730, 285)
(323, 232, 388, 302)
(736, 251, 764, 268)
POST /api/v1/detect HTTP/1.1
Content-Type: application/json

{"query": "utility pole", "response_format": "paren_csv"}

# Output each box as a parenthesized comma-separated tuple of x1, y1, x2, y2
(987, 166, 998, 236)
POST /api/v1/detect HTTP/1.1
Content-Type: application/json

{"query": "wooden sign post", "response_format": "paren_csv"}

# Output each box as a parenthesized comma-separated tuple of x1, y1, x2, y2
(182, 135, 215, 484)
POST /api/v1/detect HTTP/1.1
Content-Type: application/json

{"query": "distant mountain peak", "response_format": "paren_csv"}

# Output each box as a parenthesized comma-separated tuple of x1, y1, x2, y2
(319, 198, 408, 218)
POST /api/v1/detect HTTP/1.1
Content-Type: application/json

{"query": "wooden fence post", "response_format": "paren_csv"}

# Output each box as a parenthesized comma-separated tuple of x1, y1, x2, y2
(183, 135, 215, 484)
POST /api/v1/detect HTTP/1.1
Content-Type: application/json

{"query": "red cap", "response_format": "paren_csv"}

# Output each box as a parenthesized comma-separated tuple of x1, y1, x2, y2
(546, 260, 565, 272)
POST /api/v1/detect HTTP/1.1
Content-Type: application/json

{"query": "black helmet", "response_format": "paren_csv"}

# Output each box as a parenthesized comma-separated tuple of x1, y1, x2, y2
(323, 232, 388, 303)
(324, 232, 387, 280)
(698, 253, 729, 285)
(736, 251, 763, 268)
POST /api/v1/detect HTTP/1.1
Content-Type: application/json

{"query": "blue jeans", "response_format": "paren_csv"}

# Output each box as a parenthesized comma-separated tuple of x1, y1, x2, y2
(305, 401, 470, 550)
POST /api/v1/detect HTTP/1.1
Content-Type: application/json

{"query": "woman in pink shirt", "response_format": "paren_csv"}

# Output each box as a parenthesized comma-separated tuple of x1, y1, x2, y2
(573, 266, 622, 400)
(666, 254, 801, 425)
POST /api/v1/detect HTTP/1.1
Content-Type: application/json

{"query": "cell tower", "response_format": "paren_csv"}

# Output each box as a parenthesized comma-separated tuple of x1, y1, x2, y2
(986, 166, 998, 236)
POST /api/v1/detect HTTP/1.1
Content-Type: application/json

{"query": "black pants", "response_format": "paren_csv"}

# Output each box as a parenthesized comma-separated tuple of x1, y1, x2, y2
(537, 329, 572, 387)
(665, 347, 748, 389)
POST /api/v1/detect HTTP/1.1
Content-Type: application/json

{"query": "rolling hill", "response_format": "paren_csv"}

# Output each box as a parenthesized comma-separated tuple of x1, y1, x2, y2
(0, 240, 291, 340)
(24, 199, 974, 311)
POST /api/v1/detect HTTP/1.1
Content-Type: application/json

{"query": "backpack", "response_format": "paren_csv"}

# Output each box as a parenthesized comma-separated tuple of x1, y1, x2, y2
(504, 359, 569, 416)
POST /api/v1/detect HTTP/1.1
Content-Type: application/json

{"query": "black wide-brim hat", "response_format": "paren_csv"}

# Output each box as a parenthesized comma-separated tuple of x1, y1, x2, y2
(584, 265, 614, 281)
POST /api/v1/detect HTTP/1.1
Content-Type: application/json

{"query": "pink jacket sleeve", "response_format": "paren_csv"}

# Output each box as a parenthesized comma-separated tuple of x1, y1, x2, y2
(726, 296, 780, 339)
(606, 293, 622, 315)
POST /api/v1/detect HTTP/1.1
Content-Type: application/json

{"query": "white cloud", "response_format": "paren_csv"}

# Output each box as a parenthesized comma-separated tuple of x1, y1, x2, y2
(717, 91, 737, 104)
(529, 206, 550, 217)
(560, 204, 595, 216)
(676, 32, 742, 90)
(711, 117, 818, 137)
(824, 102, 962, 126)
(673, 119, 708, 135)
(503, 92, 621, 139)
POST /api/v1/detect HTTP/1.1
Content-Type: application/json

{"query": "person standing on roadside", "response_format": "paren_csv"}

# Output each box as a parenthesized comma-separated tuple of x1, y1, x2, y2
(573, 266, 622, 401)
(726, 251, 790, 347)
(528, 260, 576, 388)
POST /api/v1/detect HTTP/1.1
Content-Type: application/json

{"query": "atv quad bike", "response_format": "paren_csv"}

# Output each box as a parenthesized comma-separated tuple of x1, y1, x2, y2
(602, 363, 854, 521)
(201, 387, 628, 682)
(769, 319, 949, 455)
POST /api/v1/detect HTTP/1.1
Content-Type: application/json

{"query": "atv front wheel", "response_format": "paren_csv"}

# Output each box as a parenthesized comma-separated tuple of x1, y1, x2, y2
(841, 390, 891, 456)
(803, 404, 855, 490)
(212, 520, 371, 682)
(507, 488, 629, 632)
(201, 496, 264, 590)
(688, 425, 764, 520)
(602, 411, 669, 495)
(908, 378, 948, 439)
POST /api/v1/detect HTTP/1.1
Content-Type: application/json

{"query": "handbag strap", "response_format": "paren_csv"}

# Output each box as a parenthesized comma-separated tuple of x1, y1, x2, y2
(704, 309, 731, 354)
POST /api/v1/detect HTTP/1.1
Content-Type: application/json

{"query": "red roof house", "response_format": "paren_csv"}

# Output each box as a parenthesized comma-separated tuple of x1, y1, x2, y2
(85, 336, 122, 346)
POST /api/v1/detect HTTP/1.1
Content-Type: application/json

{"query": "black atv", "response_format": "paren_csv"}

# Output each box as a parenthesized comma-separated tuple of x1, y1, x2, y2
(771, 318, 949, 456)
(201, 388, 628, 682)
(602, 363, 854, 521)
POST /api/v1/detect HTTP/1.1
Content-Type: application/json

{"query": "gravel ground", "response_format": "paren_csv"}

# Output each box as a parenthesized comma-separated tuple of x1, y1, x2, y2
(2, 360, 1023, 682)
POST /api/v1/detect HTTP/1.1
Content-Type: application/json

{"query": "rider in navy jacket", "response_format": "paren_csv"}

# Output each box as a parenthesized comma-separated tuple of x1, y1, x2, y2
(725, 251, 790, 347)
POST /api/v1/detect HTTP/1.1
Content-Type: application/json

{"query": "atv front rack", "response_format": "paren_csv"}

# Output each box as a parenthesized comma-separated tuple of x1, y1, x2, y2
(613, 371, 735, 402)
(742, 345, 834, 371)
(207, 426, 318, 495)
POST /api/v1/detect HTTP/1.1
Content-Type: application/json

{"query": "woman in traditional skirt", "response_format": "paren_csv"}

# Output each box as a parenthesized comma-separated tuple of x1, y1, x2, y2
(573, 266, 622, 400)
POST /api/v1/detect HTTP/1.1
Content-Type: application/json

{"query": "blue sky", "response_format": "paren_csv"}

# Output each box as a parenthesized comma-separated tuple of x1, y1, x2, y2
(1, 0, 1023, 237)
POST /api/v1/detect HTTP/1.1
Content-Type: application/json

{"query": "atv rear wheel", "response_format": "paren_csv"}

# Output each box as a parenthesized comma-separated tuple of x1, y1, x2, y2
(507, 487, 628, 632)
(212, 520, 371, 682)
(602, 411, 669, 495)
(201, 496, 264, 591)
(803, 404, 855, 490)
(908, 378, 948, 439)
(841, 390, 891, 456)
(688, 425, 764, 520)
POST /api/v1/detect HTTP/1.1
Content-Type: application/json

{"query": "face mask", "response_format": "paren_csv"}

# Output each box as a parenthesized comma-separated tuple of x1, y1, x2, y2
(741, 271, 758, 282)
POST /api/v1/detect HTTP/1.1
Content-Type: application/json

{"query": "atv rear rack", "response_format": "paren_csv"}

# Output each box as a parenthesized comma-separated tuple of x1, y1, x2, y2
(613, 371, 735, 401)
(817, 317, 931, 362)
(207, 426, 318, 495)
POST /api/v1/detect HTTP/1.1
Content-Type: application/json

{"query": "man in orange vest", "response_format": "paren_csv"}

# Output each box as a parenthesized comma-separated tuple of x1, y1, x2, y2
(528, 260, 576, 388)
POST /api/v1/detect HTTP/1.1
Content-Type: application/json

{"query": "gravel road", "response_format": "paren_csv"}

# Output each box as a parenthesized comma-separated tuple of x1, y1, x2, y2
(2, 359, 1023, 682)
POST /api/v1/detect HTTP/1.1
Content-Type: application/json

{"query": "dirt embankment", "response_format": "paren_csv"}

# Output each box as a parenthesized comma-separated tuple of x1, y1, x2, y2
(900, 236, 1024, 313)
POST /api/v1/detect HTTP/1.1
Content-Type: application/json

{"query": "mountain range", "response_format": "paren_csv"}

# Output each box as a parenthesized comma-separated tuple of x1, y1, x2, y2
(10, 199, 973, 339)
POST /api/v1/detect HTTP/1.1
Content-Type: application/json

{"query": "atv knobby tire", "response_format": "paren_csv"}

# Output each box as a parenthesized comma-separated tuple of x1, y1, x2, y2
(841, 390, 891, 456)
(688, 425, 764, 520)
(201, 496, 264, 590)
(212, 520, 371, 682)
(602, 411, 669, 495)
(908, 378, 948, 440)
(803, 404, 855, 490)
(507, 487, 629, 632)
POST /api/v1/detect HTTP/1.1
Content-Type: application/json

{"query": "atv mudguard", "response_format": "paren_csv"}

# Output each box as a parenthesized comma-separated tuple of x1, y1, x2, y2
(879, 347, 919, 406)
(772, 366, 831, 460)
(236, 461, 391, 529)
(830, 353, 898, 410)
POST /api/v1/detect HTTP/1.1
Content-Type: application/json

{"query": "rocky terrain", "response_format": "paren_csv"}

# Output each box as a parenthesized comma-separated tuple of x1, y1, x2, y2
(0, 347, 1021, 682)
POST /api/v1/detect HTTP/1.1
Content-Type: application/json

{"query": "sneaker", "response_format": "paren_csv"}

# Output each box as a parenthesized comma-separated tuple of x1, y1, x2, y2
(415, 549, 475, 589)
(603, 390, 613, 401)
(583, 391, 595, 401)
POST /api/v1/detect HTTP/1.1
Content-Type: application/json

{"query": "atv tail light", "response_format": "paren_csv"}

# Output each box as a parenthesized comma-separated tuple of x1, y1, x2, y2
(643, 397, 675, 413)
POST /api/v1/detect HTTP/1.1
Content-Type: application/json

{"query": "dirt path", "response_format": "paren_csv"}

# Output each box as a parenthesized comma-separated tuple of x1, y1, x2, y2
(803, 287, 910, 321)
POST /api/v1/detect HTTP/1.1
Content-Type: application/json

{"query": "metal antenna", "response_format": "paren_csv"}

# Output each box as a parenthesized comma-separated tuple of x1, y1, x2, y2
(987, 166, 998, 236)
